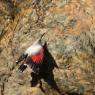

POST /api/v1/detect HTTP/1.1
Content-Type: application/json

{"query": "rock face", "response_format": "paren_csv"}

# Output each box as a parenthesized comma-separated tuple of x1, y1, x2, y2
(0, 0, 95, 95)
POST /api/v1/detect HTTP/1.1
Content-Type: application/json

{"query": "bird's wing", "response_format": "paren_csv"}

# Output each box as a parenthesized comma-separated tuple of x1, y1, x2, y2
(16, 53, 28, 64)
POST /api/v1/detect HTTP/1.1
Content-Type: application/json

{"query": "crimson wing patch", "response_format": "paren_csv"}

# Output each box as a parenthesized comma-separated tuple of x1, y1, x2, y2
(31, 49, 44, 64)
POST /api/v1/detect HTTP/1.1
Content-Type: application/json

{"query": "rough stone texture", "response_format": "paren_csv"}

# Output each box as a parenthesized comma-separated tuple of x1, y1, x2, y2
(0, 0, 95, 95)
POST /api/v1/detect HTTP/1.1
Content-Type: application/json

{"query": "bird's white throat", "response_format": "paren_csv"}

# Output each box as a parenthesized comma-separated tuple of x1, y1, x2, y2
(25, 44, 42, 56)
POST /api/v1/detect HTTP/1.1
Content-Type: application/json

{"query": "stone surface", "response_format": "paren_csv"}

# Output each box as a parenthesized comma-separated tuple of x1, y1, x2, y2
(0, 0, 95, 95)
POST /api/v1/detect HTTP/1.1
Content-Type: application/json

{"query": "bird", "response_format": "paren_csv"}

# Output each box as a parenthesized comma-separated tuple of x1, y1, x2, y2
(15, 33, 63, 94)
(16, 33, 46, 73)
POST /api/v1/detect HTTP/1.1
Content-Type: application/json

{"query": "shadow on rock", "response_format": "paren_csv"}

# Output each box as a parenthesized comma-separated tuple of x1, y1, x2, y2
(30, 42, 64, 95)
